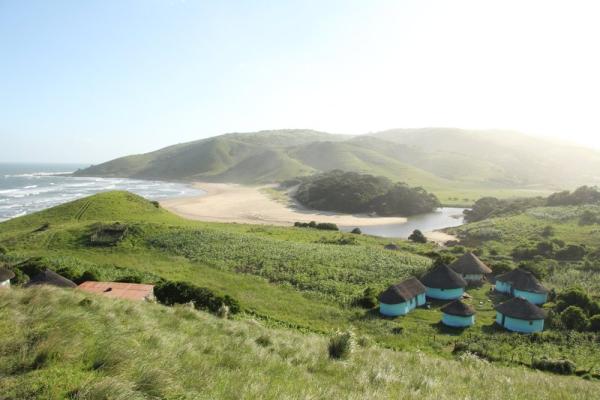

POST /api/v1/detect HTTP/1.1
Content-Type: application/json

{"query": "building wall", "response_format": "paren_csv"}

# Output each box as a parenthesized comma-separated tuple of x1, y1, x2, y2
(442, 313, 475, 327)
(425, 286, 464, 300)
(0, 279, 10, 288)
(513, 289, 548, 305)
(496, 312, 544, 333)
(380, 294, 423, 316)
(495, 280, 512, 294)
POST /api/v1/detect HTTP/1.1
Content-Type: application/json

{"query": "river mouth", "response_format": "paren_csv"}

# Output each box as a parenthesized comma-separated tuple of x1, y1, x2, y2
(339, 207, 466, 238)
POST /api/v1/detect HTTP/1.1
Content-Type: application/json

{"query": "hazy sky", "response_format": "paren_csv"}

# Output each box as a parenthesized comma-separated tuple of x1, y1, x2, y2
(1, 0, 599, 163)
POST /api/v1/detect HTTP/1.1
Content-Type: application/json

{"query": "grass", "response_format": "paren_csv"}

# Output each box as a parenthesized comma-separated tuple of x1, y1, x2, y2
(2, 191, 600, 385)
(1, 286, 598, 400)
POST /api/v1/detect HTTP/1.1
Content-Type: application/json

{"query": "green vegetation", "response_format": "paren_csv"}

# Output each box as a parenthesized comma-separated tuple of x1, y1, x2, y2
(3, 287, 598, 399)
(74, 128, 600, 205)
(294, 170, 440, 216)
(2, 190, 600, 396)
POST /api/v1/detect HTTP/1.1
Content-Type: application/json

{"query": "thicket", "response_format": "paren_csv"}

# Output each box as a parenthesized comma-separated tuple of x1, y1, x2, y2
(154, 281, 240, 315)
(294, 170, 440, 216)
(294, 221, 339, 231)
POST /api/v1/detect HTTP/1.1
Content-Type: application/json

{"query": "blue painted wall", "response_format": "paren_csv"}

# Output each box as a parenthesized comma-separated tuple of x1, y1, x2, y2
(513, 289, 547, 305)
(495, 280, 511, 294)
(496, 312, 544, 333)
(442, 313, 475, 327)
(425, 286, 464, 300)
(380, 293, 425, 316)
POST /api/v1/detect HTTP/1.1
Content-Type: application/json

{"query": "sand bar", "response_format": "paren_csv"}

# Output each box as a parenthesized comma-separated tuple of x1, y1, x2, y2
(161, 182, 408, 227)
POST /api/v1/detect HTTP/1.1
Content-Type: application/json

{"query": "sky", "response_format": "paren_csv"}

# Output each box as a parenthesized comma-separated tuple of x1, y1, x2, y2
(1, 0, 599, 163)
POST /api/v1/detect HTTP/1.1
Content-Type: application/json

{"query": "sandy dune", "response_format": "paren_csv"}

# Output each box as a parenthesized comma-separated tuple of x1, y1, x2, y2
(161, 182, 408, 227)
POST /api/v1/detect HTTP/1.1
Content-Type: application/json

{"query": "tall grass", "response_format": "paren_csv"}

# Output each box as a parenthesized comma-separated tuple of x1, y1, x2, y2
(0, 287, 598, 399)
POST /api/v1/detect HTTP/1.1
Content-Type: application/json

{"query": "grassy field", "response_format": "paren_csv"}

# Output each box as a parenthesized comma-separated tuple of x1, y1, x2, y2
(1, 191, 600, 389)
(1, 286, 599, 400)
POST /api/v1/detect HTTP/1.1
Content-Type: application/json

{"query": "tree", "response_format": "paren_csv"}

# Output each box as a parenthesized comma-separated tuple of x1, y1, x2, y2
(560, 306, 589, 331)
(350, 227, 362, 234)
(408, 229, 427, 243)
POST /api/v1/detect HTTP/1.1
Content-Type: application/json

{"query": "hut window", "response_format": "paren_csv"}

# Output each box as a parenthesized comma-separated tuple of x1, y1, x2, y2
(529, 321, 533, 325)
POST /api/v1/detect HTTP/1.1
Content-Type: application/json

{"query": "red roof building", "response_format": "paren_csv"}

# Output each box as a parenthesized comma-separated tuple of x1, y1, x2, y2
(78, 281, 154, 301)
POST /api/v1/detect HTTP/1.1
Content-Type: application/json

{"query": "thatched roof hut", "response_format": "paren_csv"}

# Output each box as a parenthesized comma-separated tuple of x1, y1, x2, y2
(379, 277, 426, 304)
(495, 297, 546, 332)
(421, 264, 467, 289)
(0, 267, 15, 282)
(449, 253, 492, 276)
(440, 299, 476, 317)
(25, 269, 76, 288)
(496, 269, 547, 294)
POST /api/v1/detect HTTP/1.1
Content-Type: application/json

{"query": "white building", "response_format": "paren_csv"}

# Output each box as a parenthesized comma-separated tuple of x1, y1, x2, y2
(0, 267, 15, 288)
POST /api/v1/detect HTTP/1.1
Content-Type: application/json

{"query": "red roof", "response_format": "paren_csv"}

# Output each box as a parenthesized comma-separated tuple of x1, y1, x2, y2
(78, 281, 154, 301)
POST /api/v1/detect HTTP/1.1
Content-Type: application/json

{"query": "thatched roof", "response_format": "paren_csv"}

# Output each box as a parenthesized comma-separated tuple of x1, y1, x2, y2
(441, 300, 476, 316)
(449, 252, 492, 275)
(0, 267, 15, 282)
(495, 297, 546, 320)
(25, 269, 76, 288)
(420, 264, 467, 289)
(496, 269, 548, 294)
(379, 277, 426, 304)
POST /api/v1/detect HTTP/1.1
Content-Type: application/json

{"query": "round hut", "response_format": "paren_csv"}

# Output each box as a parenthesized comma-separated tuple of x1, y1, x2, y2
(495, 297, 546, 333)
(495, 268, 548, 304)
(440, 299, 476, 327)
(379, 277, 427, 316)
(0, 267, 15, 288)
(449, 252, 492, 282)
(420, 264, 467, 300)
(25, 269, 77, 288)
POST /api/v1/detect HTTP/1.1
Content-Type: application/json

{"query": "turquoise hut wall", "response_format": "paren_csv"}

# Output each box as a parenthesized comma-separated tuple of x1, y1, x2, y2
(513, 289, 547, 305)
(380, 293, 426, 316)
(495, 280, 511, 293)
(425, 286, 464, 300)
(495, 312, 544, 333)
(442, 313, 475, 327)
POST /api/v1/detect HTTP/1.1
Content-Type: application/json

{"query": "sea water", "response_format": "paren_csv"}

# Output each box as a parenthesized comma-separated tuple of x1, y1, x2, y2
(0, 163, 203, 222)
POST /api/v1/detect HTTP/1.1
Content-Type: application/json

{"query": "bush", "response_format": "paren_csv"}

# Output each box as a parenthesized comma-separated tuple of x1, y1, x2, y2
(408, 229, 427, 243)
(350, 227, 362, 235)
(541, 225, 555, 237)
(532, 358, 576, 375)
(555, 244, 586, 261)
(255, 335, 272, 347)
(328, 330, 355, 360)
(560, 306, 589, 331)
(354, 287, 378, 309)
(555, 288, 600, 316)
(154, 281, 240, 315)
(589, 315, 600, 332)
(294, 221, 339, 231)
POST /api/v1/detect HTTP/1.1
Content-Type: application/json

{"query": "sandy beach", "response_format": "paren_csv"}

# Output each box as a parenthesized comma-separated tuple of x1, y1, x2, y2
(161, 182, 458, 244)
(161, 182, 408, 227)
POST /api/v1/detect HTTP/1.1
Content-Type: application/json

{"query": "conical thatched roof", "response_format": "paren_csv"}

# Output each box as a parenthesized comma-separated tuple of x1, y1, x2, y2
(25, 269, 76, 288)
(379, 277, 426, 304)
(0, 267, 15, 282)
(420, 264, 467, 289)
(495, 297, 546, 320)
(496, 269, 547, 294)
(440, 299, 476, 316)
(449, 252, 492, 275)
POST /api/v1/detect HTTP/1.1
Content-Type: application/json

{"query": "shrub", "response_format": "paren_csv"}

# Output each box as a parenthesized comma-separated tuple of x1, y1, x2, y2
(408, 229, 427, 243)
(316, 223, 339, 231)
(532, 358, 576, 375)
(589, 315, 600, 332)
(541, 225, 555, 237)
(490, 261, 514, 276)
(255, 335, 272, 347)
(328, 330, 355, 360)
(555, 288, 600, 316)
(354, 287, 378, 309)
(350, 227, 362, 234)
(560, 306, 589, 331)
(154, 281, 240, 315)
(555, 244, 586, 261)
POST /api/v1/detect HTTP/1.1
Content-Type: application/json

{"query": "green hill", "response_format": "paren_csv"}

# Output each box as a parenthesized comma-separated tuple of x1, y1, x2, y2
(3, 287, 597, 399)
(74, 128, 600, 204)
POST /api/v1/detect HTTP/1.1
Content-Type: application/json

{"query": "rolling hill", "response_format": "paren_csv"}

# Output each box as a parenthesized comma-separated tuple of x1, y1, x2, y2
(75, 129, 600, 199)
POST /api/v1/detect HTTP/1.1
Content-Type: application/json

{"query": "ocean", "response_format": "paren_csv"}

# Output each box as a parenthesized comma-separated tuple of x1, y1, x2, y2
(0, 163, 203, 222)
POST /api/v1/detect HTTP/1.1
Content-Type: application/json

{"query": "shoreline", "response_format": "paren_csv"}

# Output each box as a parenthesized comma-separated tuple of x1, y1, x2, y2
(161, 182, 459, 244)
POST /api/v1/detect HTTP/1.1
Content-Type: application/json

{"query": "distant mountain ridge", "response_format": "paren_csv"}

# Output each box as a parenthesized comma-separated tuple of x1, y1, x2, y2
(75, 128, 600, 194)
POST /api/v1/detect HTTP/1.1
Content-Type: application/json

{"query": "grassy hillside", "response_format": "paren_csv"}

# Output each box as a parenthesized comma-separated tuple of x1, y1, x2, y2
(3, 287, 598, 400)
(74, 128, 600, 204)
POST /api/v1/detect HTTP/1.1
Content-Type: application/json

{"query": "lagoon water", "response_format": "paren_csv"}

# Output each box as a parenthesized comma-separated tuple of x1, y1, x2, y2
(0, 163, 202, 222)
(340, 207, 466, 238)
